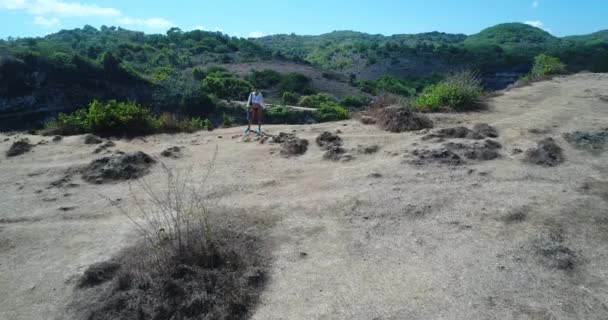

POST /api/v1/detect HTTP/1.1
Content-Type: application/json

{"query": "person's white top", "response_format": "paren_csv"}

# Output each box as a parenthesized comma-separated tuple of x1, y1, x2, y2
(248, 92, 265, 109)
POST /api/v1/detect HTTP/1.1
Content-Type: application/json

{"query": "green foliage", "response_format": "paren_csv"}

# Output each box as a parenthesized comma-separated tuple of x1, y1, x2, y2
(464, 23, 557, 47)
(339, 96, 371, 109)
(46, 100, 156, 135)
(282, 91, 300, 105)
(313, 102, 350, 122)
(45, 100, 213, 135)
(265, 106, 311, 124)
(179, 91, 216, 117)
(412, 71, 483, 112)
(189, 117, 209, 130)
(45, 108, 89, 135)
(246, 69, 282, 88)
(279, 73, 314, 94)
(299, 93, 335, 108)
(354, 75, 442, 96)
(530, 54, 566, 77)
(222, 114, 234, 127)
(202, 72, 253, 100)
(86, 100, 157, 134)
(192, 67, 206, 80)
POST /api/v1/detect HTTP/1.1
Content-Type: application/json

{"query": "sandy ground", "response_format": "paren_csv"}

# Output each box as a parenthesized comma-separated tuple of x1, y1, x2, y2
(1, 73, 608, 319)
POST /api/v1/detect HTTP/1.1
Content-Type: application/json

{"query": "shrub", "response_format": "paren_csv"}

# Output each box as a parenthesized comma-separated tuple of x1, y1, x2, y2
(222, 114, 234, 127)
(197, 118, 214, 131)
(45, 108, 89, 135)
(265, 106, 312, 124)
(375, 75, 417, 96)
(87, 100, 157, 135)
(313, 102, 349, 122)
(412, 70, 483, 112)
(202, 73, 252, 100)
(46, 100, 157, 135)
(530, 54, 566, 78)
(279, 73, 314, 94)
(179, 91, 216, 117)
(246, 69, 282, 88)
(281, 91, 300, 105)
(340, 96, 371, 109)
(72, 165, 269, 320)
(192, 67, 206, 80)
(45, 101, 212, 136)
(299, 93, 335, 108)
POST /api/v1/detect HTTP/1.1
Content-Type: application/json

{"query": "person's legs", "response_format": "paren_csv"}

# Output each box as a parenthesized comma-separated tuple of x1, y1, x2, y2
(257, 108, 263, 131)
(247, 107, 253, 131)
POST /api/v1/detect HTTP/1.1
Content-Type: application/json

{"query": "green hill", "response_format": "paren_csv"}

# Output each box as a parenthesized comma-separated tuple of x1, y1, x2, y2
(464, 23, 558, 47)
(1, 23, 608, 130)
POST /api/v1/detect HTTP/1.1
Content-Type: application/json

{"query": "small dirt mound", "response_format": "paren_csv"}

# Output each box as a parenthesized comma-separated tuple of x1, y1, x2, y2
(323, 145, 354, 162)
(378, 106, 433, 132)
(52, 135, 62, 142)
(70, 226, 269, 320)
(532, 233, 578, 271)
(524, 138, 564, 167)
(273, 133, 308, 157)
(563, 130, 608, 154)
(473, 123, 499, 138)
(356, 144, 380, 155)
(316, 131, 342, 149)
(450, 140, 502, 161)
(84, 134, 103, 145)
(410, 139, 502, 165)
(93, 141, 116, 154)
(78, 260, 121, 288)
(410, 148, 464, 166)
(424, 127, 484, 140)
(161, 146, 183, 159)
(6, 138, 33, 157)
(360, 116, 377, 125)
(82, 151, 156, 184)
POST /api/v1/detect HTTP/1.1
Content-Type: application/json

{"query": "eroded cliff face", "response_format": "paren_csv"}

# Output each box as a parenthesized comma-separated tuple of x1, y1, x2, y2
(0, 56, 155, 130)
(334, 53, 528, 90)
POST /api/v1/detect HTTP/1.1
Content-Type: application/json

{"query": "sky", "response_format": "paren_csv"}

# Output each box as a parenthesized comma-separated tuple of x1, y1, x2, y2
(0, 0, 606, 39)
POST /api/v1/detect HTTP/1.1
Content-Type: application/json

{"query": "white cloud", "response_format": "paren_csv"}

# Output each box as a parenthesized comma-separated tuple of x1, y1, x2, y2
(525, 20, 544, 28)
(0, 0, 121, 17)
(33, 15, 59, 27)
(1, 0, 175, 31)
(247, 31, 265, 38)
(117, 17, 174, 29)
(525, 20, 551, 33)
(532, 0, 539, 8)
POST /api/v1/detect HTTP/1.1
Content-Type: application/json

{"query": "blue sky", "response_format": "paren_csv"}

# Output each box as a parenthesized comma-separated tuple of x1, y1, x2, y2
(0, 0, 606, 39)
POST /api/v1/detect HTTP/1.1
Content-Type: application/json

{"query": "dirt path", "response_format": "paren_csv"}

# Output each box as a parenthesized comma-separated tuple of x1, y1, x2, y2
(1, 73, 607, 319)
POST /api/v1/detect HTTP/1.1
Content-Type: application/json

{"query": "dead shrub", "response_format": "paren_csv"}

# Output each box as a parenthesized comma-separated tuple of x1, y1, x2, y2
(69, 152, 270, 320)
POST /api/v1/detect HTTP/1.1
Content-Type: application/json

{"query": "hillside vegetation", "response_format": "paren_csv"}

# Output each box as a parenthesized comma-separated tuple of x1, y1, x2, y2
(256, 23, 608, 74)
(1, 23, 608, 130)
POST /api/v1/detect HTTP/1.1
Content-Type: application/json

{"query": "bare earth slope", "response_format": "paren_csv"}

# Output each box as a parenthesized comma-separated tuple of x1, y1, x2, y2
(1, 73, 608, 319)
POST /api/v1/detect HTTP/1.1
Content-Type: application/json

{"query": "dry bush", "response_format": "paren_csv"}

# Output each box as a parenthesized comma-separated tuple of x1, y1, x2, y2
(69, 151, 270, 320)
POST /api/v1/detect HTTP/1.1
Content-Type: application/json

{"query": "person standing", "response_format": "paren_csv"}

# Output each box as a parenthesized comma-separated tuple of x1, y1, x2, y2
(246, 89, 265, 134)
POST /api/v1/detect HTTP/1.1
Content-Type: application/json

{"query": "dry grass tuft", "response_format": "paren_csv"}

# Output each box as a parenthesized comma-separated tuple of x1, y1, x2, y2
(69, 152, 270, 320)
